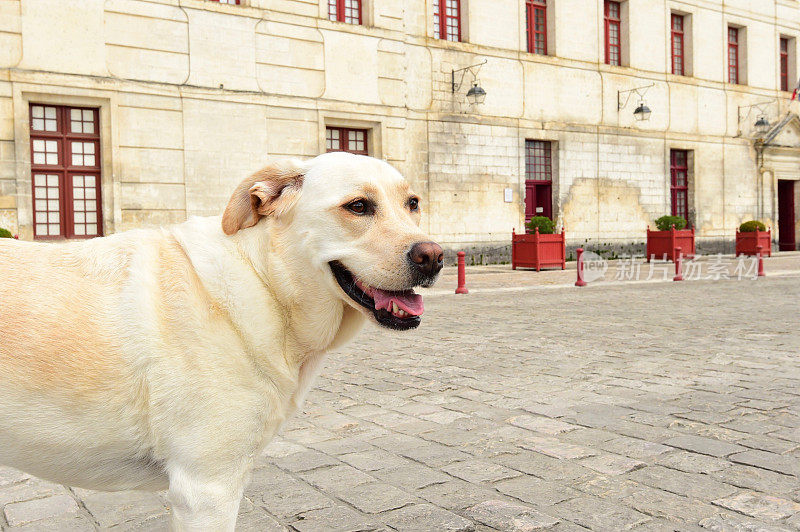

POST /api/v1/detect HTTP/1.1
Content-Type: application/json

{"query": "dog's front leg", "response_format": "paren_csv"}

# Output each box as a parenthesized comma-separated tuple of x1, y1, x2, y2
(167, 464, 247, 532)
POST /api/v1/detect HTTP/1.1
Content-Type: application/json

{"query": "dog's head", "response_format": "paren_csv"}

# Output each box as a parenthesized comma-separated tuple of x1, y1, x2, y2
(221, 152, 442, 330)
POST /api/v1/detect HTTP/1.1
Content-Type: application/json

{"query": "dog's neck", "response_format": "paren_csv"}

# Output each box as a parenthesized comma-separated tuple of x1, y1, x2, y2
(232, 219, 365, 358)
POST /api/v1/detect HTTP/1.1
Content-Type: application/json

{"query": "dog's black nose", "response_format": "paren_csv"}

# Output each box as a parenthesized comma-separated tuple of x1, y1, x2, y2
(408, 241, 444, 277)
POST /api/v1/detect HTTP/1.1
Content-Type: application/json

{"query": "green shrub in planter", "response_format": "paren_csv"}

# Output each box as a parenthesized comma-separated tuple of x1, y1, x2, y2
(525, 216, 555, 234)
(0, 227, 12, 238)
(739, 220, 766, 232)
(654, 215, 687, 231)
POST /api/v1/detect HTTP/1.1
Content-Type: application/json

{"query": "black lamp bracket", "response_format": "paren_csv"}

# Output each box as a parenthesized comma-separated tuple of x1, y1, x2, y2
(618, 83, 654, 111)
(452, 60, 487, 93)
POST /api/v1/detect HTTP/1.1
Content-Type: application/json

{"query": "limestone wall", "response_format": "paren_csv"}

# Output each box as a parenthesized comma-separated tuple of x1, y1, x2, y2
(0, 0, 797, 256)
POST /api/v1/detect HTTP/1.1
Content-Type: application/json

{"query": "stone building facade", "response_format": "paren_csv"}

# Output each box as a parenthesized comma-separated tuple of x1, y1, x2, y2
(1, 0, 799, 260)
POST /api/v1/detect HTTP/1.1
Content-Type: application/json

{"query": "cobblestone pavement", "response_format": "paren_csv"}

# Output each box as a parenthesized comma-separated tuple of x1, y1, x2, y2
(1, 262, 800, 531)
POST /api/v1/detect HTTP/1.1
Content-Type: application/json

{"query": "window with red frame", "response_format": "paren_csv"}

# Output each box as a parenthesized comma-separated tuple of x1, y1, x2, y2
(670, 149, 689, 221)
(524, 140, 553, 220)
(433, 0, 461, 42)
(781, 37, 789, 92)
(671, 14, 685, 75)
(326, 127, 368, 155)
(328, 0, 361, 25)
(604, 1, 622, 66)
(728, 27, 740, 84)
(525, 140, 552, 182)
(30, 104, 102, 239)
(526, 0, 547, 55)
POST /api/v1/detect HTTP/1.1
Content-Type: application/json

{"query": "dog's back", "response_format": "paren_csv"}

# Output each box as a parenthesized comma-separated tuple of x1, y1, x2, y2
(0, 233, 173, 490)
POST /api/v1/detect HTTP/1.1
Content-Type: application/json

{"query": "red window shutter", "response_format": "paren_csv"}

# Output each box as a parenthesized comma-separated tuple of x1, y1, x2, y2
(671, 14, 684, 75)
(604, 1, 621, 66)
(728, 27, 739, 84)
(30, 104, 103, 240)
(526, 0, 547, 55)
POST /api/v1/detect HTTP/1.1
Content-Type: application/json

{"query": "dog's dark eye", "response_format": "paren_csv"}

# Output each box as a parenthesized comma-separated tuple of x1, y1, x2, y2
(346, 199, 371, 215)
(408, 197, 419, 212)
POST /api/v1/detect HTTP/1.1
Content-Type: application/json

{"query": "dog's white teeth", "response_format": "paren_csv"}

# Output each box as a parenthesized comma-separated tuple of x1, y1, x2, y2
(397, 309, 407, 317)
(392, 303, 399, 313)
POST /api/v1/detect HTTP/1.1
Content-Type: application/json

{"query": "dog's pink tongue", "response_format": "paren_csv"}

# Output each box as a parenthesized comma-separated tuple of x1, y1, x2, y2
(372, 289, 424, 316)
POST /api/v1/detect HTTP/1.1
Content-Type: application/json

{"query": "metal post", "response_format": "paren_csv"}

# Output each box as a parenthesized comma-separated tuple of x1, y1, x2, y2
(455, 251, 469, 294)
(575, 248, 587, 287)
(756, 245, 766, 277)
(673, 246, 683, 281)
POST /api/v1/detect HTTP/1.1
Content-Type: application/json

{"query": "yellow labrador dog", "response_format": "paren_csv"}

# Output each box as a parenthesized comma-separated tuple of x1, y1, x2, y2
(0, 152, 443, 531)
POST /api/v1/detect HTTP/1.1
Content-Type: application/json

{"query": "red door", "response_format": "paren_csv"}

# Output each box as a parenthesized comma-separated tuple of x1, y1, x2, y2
(778, 180, 796, 251)
(525, 181, 552, 221)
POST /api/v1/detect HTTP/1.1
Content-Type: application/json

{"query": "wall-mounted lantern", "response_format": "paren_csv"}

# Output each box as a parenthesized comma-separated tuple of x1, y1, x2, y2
(737, 100, 777, 139)
(465, 83, 487, 105)
(618, 84, 655, 121)
(633, 102, 652, 121)
(452, 60, 488, 105)
(753, 115, 771, 136)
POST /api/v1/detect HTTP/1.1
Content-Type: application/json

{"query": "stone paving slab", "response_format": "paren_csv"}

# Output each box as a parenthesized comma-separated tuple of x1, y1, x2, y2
(0, 267, 799, 530)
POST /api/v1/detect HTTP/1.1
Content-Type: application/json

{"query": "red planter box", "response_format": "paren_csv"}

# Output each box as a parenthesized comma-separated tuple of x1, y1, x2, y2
(735, 229, 771, 257)
(646, 226, 695, 262)
(511, 228, 566, 271)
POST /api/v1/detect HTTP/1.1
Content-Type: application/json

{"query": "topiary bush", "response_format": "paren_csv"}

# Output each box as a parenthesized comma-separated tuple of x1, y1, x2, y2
(525, 216, 555, 234)
(0, 227, 12, 238)
(654, 215, 687, 231)
(739, 220, 766, 233)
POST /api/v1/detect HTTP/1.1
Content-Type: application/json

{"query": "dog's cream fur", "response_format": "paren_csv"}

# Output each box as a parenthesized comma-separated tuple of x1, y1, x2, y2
(0, 152, 438, 530)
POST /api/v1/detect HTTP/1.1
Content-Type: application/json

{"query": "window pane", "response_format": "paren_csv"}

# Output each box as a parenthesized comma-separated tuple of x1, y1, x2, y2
(525, 140, 552, 181)
(433, 0, 440, 36)
(344, 0, 360, 24)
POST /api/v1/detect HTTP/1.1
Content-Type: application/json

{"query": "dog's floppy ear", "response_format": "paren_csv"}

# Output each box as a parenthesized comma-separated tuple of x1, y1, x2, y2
(221, 162, 305, 236)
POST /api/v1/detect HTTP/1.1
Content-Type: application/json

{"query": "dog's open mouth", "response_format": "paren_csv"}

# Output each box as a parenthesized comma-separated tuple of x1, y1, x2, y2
(329, 261, 422, 330)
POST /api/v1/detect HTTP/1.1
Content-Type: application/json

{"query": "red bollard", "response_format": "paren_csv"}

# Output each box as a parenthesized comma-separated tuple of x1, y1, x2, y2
(673, 247, 683, 281)
(575, 248, 587, 287)
(455, 251, 469, 294)
(756, 245, 766, 277)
